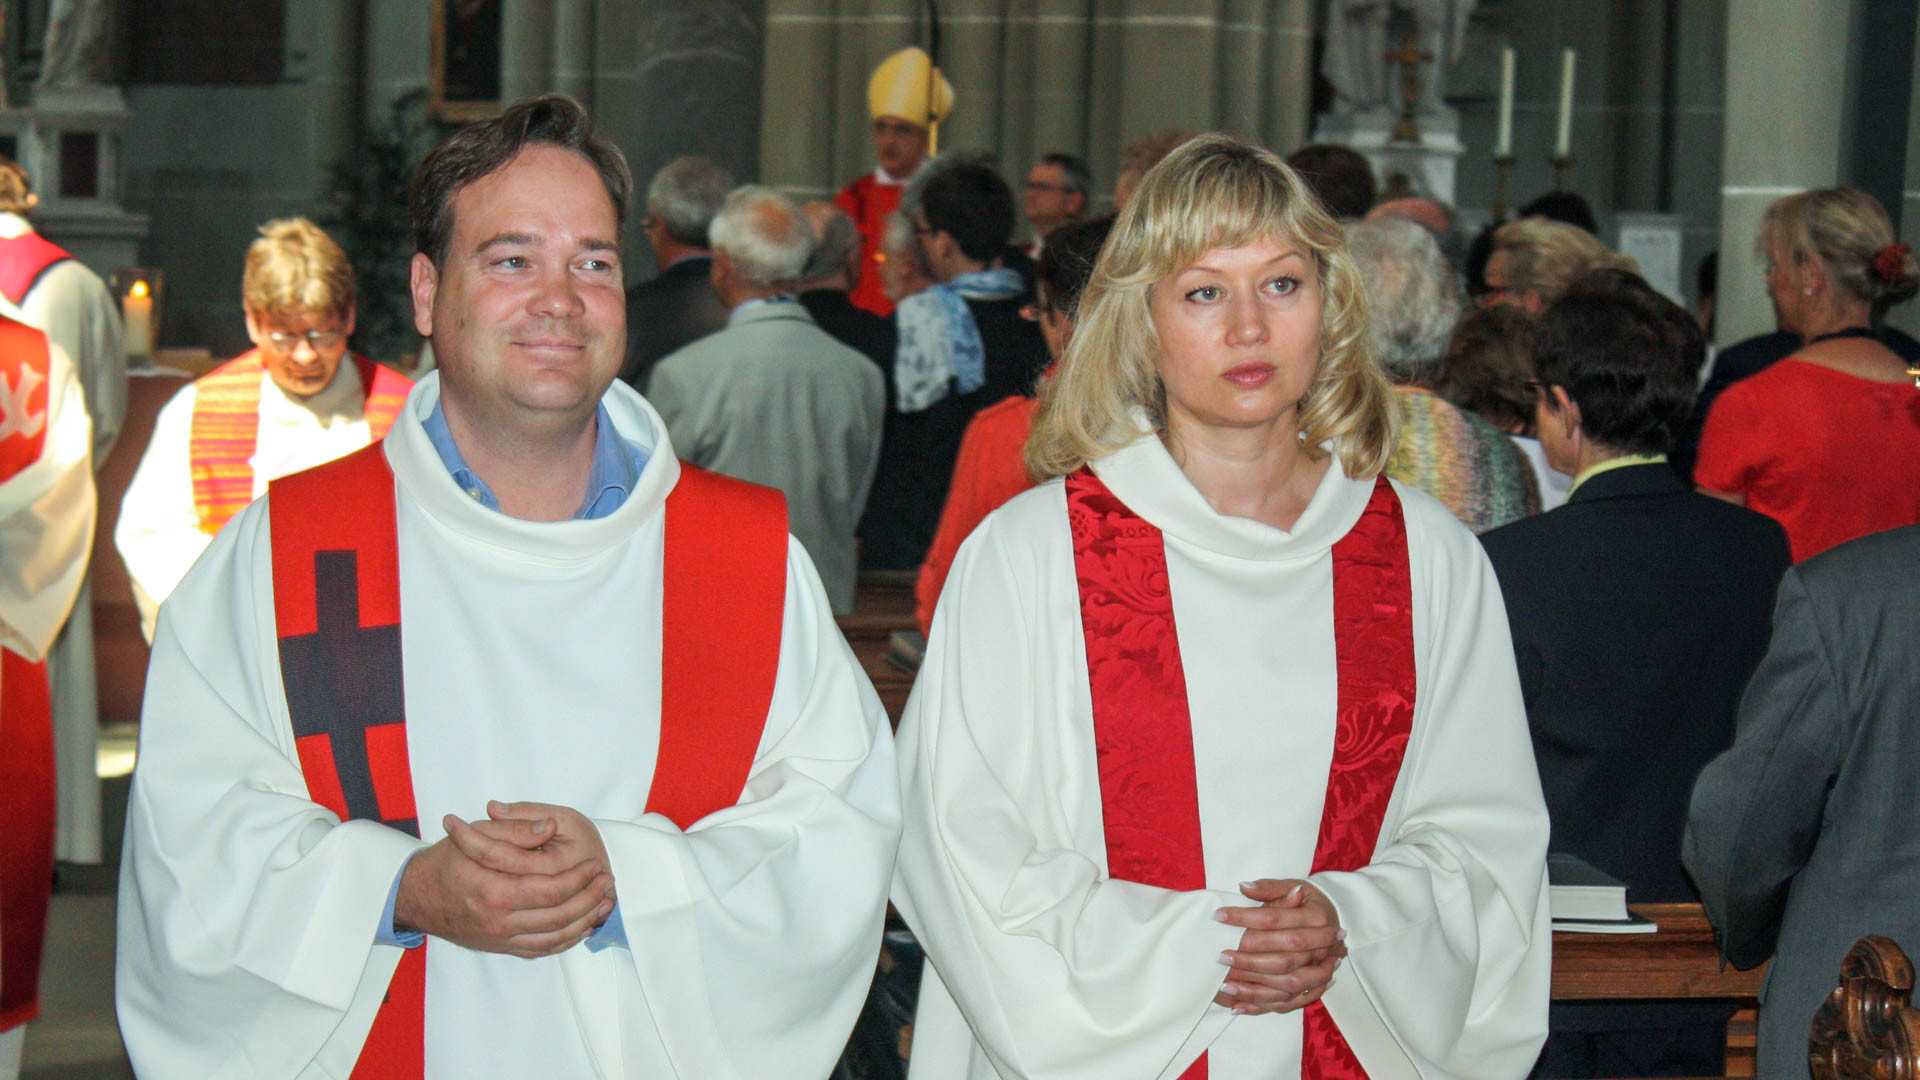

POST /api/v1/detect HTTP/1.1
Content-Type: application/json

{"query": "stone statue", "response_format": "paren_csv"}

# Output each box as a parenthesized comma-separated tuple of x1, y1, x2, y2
(1322, 0, 1475, 118)
(37, 0, 115, 92)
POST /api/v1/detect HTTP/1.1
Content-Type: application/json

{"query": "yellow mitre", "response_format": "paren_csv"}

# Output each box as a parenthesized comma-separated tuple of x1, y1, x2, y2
(868, 46, 955, 125)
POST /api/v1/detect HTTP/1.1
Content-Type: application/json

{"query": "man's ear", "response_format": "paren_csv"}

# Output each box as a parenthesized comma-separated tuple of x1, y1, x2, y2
(1548, 385, 1582, 439)
(409, 253, 437, 337)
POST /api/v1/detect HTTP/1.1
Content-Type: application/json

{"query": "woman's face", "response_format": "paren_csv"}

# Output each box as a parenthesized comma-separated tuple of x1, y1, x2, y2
(1148, 236, 1323, 443)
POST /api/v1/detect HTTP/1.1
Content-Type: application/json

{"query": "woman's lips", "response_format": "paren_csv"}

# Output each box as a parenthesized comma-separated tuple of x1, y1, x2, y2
(1223, 363, 1276, 388)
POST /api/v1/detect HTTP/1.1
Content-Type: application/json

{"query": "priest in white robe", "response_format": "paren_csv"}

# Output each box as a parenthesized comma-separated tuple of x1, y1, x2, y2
(0, 326, 94, 1080)
(116, 96, 899, 1078)
(0, 158, 126, 865)
(893, 135, 1549, 1080)
(114, 217, 411, 642)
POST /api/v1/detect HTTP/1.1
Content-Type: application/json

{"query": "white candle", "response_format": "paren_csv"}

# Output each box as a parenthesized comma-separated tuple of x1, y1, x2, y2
(122, 281, 153, 357)
(1555, 48, 1576, 158)
(1496, 46, 1515, 157)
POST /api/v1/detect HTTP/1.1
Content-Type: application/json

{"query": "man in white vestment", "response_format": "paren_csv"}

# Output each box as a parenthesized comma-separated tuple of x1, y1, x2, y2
(115, 218, 412, 641)
(0, 324, 94, 1080)
(115, 95, 900, 1078)
(0, 157, 125, 865)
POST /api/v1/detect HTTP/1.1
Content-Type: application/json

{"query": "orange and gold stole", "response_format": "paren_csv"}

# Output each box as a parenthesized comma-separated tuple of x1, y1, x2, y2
(189, 351, 412, 534)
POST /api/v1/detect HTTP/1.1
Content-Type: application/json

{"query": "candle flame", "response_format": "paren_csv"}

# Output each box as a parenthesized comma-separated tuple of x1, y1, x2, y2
(129, 280, 150, 299)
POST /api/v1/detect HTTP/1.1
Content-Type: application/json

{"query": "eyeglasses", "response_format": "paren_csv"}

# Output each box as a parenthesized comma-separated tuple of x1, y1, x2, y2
(262, 329, 347, 353)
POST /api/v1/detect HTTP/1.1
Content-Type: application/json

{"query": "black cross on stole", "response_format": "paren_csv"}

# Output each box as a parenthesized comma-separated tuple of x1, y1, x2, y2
(279, 549, 418, 837)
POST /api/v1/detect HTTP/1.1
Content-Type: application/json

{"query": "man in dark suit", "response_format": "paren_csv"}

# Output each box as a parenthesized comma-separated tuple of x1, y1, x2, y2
(1480, 270, 1791, 1078)
(796, 200, 894, 372)
(1685, 523, 1920, 1080)
(620, 155, 732, 390)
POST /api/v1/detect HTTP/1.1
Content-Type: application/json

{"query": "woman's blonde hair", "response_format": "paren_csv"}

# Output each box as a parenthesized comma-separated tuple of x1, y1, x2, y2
(1760, 186, 1920, 310)
(242, 217, 356, 321)
(1491, 217, 1636, 307)
(1025, 133, 1394, 481)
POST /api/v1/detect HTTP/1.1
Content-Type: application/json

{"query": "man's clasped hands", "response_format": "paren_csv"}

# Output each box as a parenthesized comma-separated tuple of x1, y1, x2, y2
(1214, 879, 1347, 1015)
(395, 800, 617, 959)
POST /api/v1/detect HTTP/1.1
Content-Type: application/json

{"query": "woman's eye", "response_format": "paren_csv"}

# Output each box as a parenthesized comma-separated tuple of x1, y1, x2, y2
(1266, 276, 1299, 295)
(1186, 285, 1221, 302)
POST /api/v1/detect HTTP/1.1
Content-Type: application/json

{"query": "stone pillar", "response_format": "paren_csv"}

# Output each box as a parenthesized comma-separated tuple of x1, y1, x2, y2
(551, 0, 595, 104)
(501, 0, 558, 105)
(1714, 0, 1849, 347)
(759, 0, 851, 198)
(1268, 0, 1316, 154)
(1886, 10, 1920, 341)
(311, 0, 365, 194)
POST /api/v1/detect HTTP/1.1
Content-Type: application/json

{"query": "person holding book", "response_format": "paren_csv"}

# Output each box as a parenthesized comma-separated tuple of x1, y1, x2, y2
(1480, 270, 1789, 1077)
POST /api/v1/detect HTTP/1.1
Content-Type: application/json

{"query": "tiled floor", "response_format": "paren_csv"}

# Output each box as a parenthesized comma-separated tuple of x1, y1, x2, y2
(21, 767, 133, 1079)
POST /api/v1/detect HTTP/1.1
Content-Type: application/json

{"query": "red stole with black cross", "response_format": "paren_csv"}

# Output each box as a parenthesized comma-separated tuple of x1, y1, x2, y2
(268, 443, 787, 1078)
(0, 315, 54, 1031)
(1067, 467, 1416, 1080)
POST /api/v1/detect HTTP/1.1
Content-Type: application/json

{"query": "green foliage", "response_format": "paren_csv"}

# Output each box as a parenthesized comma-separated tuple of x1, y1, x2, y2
(319, 89, 451, 366)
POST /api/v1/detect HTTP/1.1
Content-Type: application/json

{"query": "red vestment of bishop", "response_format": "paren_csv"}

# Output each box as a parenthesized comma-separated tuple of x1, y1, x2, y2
(267, 443, 788, 1077)
(1068, 467, 1417, 1079)
(836, 171, 904, 317)
(0, 316, 56, 1031)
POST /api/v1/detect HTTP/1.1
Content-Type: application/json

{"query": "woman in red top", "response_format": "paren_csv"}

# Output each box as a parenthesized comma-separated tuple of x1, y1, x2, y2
(1696, 187, 1920, 561)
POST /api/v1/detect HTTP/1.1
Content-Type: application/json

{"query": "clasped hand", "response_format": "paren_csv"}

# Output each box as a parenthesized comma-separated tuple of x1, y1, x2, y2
(1212, 878, 1345, 1015)
(394, 800, 616, 959)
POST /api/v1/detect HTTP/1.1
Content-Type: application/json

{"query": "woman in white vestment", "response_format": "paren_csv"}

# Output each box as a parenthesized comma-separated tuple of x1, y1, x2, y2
(893, 135, 1551, 1080)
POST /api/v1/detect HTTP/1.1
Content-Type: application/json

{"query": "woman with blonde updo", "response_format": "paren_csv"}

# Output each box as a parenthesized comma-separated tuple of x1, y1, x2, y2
(1695, 186, 1920, 561)
(892, 134, 1550, 1079)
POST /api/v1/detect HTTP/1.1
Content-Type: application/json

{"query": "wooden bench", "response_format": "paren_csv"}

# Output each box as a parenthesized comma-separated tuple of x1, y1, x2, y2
(1553, 903, 1766, 1078)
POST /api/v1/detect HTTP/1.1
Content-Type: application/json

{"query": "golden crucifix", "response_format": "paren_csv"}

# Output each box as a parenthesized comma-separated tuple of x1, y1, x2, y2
(1385, 29, 1433, 143)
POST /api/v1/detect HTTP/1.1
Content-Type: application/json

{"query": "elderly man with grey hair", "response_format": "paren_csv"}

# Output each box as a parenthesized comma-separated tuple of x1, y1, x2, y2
(622, 155, 734, 389)
(648, 186, 885, 613)
(1349, 216, 1539, 532)
(796, 200, 895, 372)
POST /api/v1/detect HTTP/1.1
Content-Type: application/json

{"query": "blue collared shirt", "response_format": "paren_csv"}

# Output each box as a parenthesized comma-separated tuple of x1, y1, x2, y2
(378, 398, 647, 952)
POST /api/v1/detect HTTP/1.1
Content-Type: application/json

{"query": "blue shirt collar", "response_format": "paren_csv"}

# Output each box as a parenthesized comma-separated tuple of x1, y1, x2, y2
(421, 399, 647, 520)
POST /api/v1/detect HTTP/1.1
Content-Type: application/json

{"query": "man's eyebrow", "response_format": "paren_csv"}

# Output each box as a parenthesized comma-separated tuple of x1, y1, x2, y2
(474, 232, 537, 253)
(580, 238, 620, 254)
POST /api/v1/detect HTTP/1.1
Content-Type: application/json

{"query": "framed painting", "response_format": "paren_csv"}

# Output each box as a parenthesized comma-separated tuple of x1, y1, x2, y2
(428, 0, 502, 123)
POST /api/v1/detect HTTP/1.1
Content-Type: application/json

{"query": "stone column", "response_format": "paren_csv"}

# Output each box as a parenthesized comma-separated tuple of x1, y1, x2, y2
(311, 0, 366, 195)
(1886, 11, 1920, 341)
(501, 0, 558, 105)
(1714, 0, 1850, 347)
(551, 0, 596, 104)
(1267, 0, 1316, 154)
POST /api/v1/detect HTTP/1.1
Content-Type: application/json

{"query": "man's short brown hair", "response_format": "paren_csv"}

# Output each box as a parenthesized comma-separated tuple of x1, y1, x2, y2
(242, 218, 355, 320)
(0, 158, 33, 216)
(410, 94, 633, 268)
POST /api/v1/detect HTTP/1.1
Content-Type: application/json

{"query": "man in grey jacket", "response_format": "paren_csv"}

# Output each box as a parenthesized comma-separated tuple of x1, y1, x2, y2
(1685, 523, 1920, 1080)
(648, 186, 884, 615)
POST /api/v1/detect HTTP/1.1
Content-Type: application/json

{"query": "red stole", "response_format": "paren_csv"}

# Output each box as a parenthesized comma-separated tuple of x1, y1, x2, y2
(0, 316, 54, 1031)
(192, 351, 414, 535)
(267, 444, 787, 1077)
(0, 231, 72, 306)
(1068, 468, 1416, 1080)
(835, 172, 902, 317)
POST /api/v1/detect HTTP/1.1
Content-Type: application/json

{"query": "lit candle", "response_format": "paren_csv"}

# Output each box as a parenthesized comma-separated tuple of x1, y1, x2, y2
(122, 279, 153, 357)
(1555, 48, 1576, 159)
(1496, 46, 1515, 157)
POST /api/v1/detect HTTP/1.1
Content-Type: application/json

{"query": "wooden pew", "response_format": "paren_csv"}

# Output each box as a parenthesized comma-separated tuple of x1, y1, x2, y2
(840, 571, 919, 725)
(1553, 903, 1766, 1078)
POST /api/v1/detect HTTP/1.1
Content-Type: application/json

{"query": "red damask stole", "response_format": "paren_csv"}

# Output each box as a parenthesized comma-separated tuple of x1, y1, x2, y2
(1067, 467, 1416, 1080)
